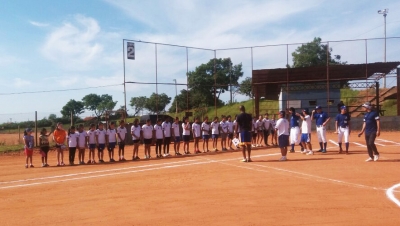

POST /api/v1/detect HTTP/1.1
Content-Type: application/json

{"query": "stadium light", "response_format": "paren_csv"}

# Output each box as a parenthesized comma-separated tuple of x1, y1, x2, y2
(378, 8, 388, 88)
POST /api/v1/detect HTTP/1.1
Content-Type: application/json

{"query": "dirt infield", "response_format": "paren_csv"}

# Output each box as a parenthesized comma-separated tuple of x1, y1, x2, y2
(0, 132, 399, 225)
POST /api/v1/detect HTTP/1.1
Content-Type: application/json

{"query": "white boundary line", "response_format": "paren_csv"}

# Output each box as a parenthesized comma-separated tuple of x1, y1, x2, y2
(329, 140, 339, 146)
(377, 139, 400, 146)
(374, 142, 385, 146)
(353, 142, 367, 147)
(386, 183, 400, 207)
(0, 153, 281, 190)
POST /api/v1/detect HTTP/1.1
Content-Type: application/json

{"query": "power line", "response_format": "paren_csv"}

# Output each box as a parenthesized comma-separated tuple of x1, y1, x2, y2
(0, 84, 123, 96)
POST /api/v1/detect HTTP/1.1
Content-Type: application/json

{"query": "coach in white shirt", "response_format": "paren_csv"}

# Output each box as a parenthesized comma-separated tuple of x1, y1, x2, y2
(275, 111, 290, 161)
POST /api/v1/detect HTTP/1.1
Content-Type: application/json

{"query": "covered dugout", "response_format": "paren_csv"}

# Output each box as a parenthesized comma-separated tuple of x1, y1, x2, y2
(252, 62, 400, 117)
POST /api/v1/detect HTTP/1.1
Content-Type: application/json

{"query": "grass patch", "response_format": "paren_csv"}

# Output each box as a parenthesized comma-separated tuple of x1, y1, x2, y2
(0, 144, 24, 153)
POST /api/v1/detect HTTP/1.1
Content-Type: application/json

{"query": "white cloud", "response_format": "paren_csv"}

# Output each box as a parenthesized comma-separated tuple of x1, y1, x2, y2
(41, 15, 104, 70)
(13, 78, 31, 87)
(29, 21, 49, 27)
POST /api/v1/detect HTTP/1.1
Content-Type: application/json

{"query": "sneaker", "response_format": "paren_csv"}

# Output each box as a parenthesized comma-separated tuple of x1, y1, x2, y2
(317, 149, 323, 152)
(241, 158, 247, 162)
(42, 164, 46, 167)
(56, 163, 61, 166)
(247, 158, 253, 162)
(163, 154, 167, 157)
(87, 160, 91, 164)
(279, 156, 287, 161)
(45, 163, 50, 167)
(144, 156, 149, 159)
(60, 162, 65, 166)
(92, 160, 96, 164)
(251, 144, 256, 148)
(306, 151, 314, 155)
(121, 158, 126, 161)
(374, 155, 379, 161)
(25, 164, 28, 168)
(365, 157, 373, 162)
(175, 152, 182, 156)
(321, 149, 327, 153)
(135, 156, 141, 160)
(289, 149, 295, 153)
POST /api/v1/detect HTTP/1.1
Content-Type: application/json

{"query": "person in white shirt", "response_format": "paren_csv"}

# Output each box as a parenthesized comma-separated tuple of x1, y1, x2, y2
(154, 119, 164, 158)
(270, 115, 278, 146)
(220, 116, 229, 151)
(87, 124, 97, 164)
(142, 119, 154, 159)
(162, 117, 172, 157)
(131, 119, 141, 160)
(252, 116, 258, 147)
(192, 117, 202, 154)
(262, 113, 272, 146)
(67, 126, 79, 166)
(106, 121, 117, 162)
(297, 108, 313, 155)
(211, 116, 220, 151)
(227, 115, 234, 150)
(201, 117, 211, 152)
(171, 117, 182, 156)
(96, 122, 107, 163)
(256, 115, 264, 147)
(117, 120, 127, 161)
(77, 124, 88, 165)
(275, 111, 290, 161)
(182, 116, 191, 154)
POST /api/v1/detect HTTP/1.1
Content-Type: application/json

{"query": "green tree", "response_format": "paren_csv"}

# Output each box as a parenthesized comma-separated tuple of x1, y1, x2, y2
(145, 93, 171, 114)
(129, 96, 147, 116)
(292, 37, 346, 68)
(237, 77, 253, 98)
(82, 94, 117, 119)
(187, 58, 243, 106)
(168, 89, 224, 113)
(60, 99, 84, 118)
(48, 114, 57, 121)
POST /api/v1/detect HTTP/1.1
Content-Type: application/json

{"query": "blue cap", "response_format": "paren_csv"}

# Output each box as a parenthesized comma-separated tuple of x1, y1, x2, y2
(315, 106, 322, 109)
(25, 128, 32, 132)
(341, 106, 347, 110)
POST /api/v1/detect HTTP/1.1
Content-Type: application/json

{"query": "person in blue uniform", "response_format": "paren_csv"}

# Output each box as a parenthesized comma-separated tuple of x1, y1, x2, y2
(311, 106, 330, 153)
(335, 106, 351, 154)
(358, 102, 380, 162)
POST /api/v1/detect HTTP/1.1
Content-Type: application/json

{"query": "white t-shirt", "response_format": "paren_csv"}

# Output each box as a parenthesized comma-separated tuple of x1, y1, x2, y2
(117, 126, 127, 142)
(182, 122, 191, 136)
(301, 115, 312, 134)
(252, 120, 257, 132)
(154, 124, 164, 139)
(256, 119, 263, 131)
(227, 121, 234, 133)
(263, 118, 271, 131)
(192, 123, 201, 137)
(87, 130, 96, 144)
(220, 121, 229, 134)
(107, 129, 117, 143)
(162, 121, 172, 137)
(211, 121, 219, 135)
(172, 122, 180, 137)
(96, 129, 106, 144)
(77, 131, 87, 147)
(201, 122, 210, 135)
(142, 124, 153, 139)
(275, 118, 289, 136)
(233, 120, 239, 132)
(131, 125, 141, 140)
(68, 132, 79, 148)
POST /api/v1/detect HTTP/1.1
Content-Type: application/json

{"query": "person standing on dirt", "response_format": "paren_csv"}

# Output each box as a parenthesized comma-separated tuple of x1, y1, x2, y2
(311, 106, 330, 153)
(53, 122, 67, 166)
(275, 111, 290, 161)
(234, 105, 253, 162)
(358, 102, 380, 162)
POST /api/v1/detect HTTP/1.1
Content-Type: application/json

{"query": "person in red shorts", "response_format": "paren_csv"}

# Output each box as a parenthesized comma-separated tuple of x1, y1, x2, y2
(23, 128, 35, 168)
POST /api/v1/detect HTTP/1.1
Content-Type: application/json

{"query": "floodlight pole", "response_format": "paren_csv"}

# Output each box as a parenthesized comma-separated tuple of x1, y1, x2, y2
(378, 8, 388, 88)
(173, 79, 178, 115)
(123, 39, 127, 118)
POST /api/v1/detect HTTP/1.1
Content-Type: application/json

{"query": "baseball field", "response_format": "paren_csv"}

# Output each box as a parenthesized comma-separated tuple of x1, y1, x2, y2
(0, 132, 399, 225)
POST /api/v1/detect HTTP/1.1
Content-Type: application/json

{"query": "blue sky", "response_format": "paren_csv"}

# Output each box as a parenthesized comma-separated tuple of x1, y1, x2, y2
(1, 0, 400, 123)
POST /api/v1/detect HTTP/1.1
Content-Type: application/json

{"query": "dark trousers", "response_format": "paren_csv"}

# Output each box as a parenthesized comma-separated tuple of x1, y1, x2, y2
(163, 137, 171, 154)
(156, 139, 163, 155)
(263, 130, 270, 145)
(365, 133, 379, 158)
(69, 147, 76, 163)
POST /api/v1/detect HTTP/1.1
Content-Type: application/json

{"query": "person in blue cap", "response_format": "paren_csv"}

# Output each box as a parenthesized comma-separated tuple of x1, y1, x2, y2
(311, 105, 330, 153)
(358, 102, 380, 162)
(335, 105, 351, 154)
(288, 107, 303, 153)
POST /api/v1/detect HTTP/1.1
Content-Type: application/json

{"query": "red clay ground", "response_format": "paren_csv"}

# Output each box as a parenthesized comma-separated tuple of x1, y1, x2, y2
(0, 132, 400, 225)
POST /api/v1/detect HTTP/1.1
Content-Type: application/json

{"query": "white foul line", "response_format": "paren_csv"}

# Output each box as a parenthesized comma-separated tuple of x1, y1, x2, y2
(353, 142, 367, 147)
(0, 153, 281, 190)
(386, 183, 400, 207)
(329, 140, 338, 146)
(377, 139, 400, 146)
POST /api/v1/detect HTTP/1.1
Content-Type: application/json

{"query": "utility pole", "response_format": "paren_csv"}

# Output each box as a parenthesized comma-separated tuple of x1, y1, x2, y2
(173, 79, 178, 115)
(378, 8, 388, 88)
